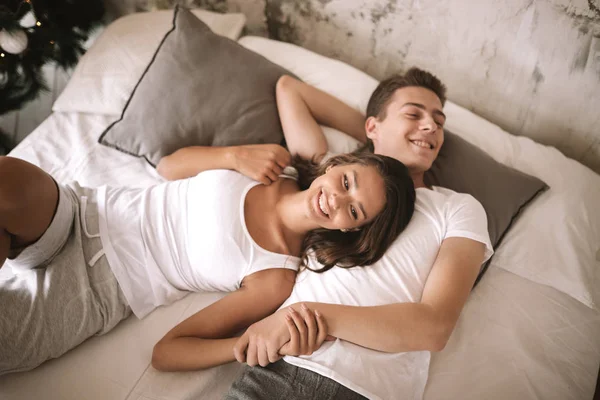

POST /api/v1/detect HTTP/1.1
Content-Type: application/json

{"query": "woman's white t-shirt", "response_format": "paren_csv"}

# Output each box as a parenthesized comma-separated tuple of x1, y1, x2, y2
(96, 170, 300, 318)
(281, 186, 494, 400)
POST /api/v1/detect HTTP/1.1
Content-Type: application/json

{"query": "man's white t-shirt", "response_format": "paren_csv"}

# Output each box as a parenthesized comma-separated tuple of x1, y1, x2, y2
(281, 186, 494, 400)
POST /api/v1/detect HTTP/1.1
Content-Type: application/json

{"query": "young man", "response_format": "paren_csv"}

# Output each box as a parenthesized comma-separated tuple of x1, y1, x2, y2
(225, 68, 494, 399)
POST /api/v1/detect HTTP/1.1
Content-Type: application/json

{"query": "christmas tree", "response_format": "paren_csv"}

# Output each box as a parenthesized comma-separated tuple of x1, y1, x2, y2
(0, 0, 105, 116)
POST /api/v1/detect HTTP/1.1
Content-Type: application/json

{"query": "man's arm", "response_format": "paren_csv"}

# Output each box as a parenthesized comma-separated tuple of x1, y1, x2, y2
(276, 75, 367, 159)
(234, 237, 485, 365)
(300, 237, 485, 352)
(156, 144, 290, 184)
(157, 76, 363, 182)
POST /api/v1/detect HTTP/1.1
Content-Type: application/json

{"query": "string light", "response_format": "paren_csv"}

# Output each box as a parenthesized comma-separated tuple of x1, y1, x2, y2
(1, 53, 5, 57)
(36, 21, 41, 27)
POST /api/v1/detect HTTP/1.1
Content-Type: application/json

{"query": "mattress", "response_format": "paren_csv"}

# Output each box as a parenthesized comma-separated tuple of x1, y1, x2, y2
(0, 109, 598, 400)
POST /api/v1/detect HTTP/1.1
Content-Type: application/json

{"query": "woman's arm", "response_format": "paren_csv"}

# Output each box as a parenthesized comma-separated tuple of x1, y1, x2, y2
(234, 237, 485, 365)
(156, 144, 291, 184)
(276, 75, 367, 160)
(152, 268, 295, 371)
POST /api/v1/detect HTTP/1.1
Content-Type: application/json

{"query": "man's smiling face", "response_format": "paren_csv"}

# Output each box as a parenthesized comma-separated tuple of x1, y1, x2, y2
(366, 86, 446, 175)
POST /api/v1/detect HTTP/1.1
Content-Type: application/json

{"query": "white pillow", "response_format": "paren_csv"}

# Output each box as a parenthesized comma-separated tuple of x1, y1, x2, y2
(52, 9, 246, 115)
(444, 102, 600, 308)
(238, 36, 600, 309)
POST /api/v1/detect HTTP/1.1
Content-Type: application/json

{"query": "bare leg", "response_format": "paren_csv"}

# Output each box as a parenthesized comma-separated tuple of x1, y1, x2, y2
(0, 156, 58, 269)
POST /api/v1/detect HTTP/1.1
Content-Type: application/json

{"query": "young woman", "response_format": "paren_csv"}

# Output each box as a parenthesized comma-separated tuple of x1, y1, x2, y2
(0, 145, 415, 375)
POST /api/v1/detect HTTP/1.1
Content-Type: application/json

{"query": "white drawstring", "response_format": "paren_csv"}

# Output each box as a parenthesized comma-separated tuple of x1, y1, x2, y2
(80, 196, 100, 238)
(80, 196, 105, 267)
(87, 249, 105, 268)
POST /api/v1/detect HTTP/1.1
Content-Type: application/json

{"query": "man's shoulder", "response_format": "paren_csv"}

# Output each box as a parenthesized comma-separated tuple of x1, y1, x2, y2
(419, 186, 474, 204)
(417, 186, 484, 219)
(427, 185, 460, 197)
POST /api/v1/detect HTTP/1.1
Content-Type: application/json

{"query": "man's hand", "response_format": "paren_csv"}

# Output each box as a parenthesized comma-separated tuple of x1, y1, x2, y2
(231, 144, 291, 185)
(279, 304, 332, 357)
(233, 308, 291, 367)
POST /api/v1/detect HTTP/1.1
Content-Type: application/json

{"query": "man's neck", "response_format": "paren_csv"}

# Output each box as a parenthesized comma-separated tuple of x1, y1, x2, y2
(411, 172, 428, 189)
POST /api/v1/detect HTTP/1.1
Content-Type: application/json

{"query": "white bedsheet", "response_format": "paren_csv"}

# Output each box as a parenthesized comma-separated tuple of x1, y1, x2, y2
(0, 111, 598, 400)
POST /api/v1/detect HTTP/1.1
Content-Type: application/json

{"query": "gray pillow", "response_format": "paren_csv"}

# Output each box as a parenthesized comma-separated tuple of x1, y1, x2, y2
(99, 6, 292, 167)
(424, 131, 549, 285)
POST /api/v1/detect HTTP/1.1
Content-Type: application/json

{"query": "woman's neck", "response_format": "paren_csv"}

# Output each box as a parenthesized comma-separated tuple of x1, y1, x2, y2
(274, 181, 317, 242)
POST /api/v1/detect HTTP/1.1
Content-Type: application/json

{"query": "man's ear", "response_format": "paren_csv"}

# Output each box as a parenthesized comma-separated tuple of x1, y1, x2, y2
(365, 116, 378, 140)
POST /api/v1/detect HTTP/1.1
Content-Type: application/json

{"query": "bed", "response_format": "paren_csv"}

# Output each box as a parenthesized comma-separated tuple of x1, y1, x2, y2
(1, 8, 599, 400)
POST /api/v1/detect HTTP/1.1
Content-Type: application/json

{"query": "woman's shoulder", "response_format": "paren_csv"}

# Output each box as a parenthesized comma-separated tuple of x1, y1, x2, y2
(241, 267, 297, 296)
(191, 168, 243, 180)
(189, 169, 256, 188)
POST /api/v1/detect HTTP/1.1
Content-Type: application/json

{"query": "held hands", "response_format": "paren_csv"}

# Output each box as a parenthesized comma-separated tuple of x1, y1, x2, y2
(278, 304, 332, 357)
(233, 307, 291, 367)
(232, 144, 291, 185)
(233, 304, 333, 367)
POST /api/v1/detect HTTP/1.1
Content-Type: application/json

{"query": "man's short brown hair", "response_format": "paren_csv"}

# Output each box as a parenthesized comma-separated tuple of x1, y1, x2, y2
(366, 67, 447, 120)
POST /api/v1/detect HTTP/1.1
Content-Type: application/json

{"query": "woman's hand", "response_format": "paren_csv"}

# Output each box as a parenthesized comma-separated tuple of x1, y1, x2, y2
(232, 144, 291, 185)
(233, 308, 291, 367)
(233, 304, 335, 368)
(278, 303, 333, 357)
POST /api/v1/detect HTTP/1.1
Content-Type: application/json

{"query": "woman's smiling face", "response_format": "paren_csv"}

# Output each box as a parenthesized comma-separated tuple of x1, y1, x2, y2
(305, 163, 386, 231)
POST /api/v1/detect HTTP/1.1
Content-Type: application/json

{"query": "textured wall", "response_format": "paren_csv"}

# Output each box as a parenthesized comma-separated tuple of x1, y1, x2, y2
(104, 0, 600, 174)
(264, 0, 600, 174)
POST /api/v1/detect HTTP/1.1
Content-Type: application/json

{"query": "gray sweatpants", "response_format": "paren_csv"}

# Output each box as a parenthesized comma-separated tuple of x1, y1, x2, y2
(0, 182, 131, 375)
(225, 360, 367, 400)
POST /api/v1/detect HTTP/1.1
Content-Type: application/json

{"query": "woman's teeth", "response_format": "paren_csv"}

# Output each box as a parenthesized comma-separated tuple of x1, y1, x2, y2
(318, 192, 329, 216)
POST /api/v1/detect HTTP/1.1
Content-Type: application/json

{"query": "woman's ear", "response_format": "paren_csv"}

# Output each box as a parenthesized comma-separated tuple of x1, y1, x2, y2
(365, 116, 378, 140)
(325, 165, 333, 174)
